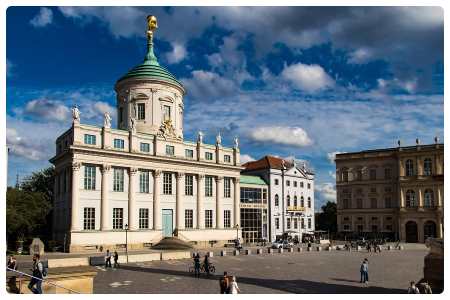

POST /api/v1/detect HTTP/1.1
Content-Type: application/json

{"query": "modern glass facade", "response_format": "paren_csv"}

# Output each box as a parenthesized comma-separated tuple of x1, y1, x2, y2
(240, 179, 268, 244)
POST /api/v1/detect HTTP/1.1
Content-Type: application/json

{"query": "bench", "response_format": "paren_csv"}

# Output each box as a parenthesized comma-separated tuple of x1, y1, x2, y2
(89, 256, 105, 266)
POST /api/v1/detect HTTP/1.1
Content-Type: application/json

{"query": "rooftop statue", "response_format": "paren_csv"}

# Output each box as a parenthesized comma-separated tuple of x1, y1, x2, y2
(147, 15, 158, 41)
(72, 105, 80, 123)
(103, 112, 112, 129)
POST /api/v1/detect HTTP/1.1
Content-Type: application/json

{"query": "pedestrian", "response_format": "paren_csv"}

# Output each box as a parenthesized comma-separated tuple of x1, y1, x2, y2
(28, 254, 44, 294)
(219, 271, 230, 294)
(360, 258, 369, 284)
(204, 253, 210, 276)
(7, 255, 17, 270)
(193, 253, 201, 278)
(229, 276, 241, 294)
(105, 249, 112, 268)
(407, 281, 420, 294)
(422, 282, 432, 294)
(113, 251, 119, 268)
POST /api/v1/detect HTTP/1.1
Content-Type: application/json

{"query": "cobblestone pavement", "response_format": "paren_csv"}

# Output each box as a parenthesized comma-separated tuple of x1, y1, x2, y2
(93, 249, 427, 294)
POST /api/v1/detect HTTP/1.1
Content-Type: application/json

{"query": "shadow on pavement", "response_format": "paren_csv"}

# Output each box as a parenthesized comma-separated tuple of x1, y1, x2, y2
(120, 265, 406, 294)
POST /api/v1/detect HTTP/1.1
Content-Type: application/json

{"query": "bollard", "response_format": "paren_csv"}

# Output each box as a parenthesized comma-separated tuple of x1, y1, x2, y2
(357, 246, 362, 251)
(297, 247, 303, 252)
(307, 247, 312, 252)
(288, 247, 294, 253)
(398, 245, 404, 250)
(257, 248, 263, 255)
(278, 248, 284, 253)
(233, 249, 239, 256)
(245, 249, 251, 255)
(316, 246, 322, 252)
(208, 251, 214, 257)
(269, 248, 274, 254)
(387, 245, 392, 251)
(220, 250, 227, 256)
(326, 246, 332, 251)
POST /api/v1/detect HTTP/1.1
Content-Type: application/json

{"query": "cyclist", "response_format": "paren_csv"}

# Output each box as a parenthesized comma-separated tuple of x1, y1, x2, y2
(204, 253, 210, 276)
(193, 253, 201, 278)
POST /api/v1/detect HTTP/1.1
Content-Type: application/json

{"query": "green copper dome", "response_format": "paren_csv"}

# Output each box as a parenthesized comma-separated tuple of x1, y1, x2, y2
(117, 38, 184, 92)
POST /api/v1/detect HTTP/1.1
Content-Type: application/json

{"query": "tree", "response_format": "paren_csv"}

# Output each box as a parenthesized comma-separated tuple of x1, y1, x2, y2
(20, 167, 54, 202)
(316, 201, 337, 233)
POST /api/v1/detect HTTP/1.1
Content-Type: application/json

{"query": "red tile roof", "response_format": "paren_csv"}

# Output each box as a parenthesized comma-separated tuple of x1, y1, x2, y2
(242, 155, 293, 171)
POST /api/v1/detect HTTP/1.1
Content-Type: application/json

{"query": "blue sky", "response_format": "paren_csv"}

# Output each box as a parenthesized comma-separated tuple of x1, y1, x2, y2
(6, 7, 444, 210)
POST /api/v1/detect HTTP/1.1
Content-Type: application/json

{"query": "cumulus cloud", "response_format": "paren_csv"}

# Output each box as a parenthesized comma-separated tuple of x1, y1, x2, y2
(281, 63, 335, 93)
(328, 171, 336, 180)
(249, 126, 313, 147)
(166, 42, 187, 64)
(315, 182, 336, 202)
(327, 151, 343, 164)
(348, 48, 373, 64)
(182, 70, 236, 100)
(240, 154, 255, 164)
(24, 98, 70, 122)
(7, 127, 49, 161)
(30, 7, 53, 28)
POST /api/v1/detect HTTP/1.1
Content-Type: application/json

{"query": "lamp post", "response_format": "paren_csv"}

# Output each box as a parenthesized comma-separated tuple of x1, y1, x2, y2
(125, 224, 129, 263)
(235, 224, 239, 242)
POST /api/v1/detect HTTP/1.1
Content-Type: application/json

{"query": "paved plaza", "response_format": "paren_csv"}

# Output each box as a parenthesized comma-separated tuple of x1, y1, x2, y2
(93, 249, 427, 293)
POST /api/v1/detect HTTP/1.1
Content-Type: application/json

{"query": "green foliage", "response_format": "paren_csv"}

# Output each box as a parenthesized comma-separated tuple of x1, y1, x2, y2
(316, 201, 337, 233)
(6, 187, 51, 241)
(20, 167, 55, 202)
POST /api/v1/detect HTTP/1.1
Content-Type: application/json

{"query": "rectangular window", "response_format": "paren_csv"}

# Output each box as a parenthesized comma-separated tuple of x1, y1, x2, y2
(385, 197, 392, 208)
(307, 183, 311, 189)
(370, 198, 377, 209)
(308, 218, 312, 229)
(294, 181, 297, 187)
(113, 168, 124, 192)
(287, 218, 291, 229)
(84, 134, 96, 145)
(113, 208, 123, 229)
(275, 179, 279, 185)
(140, 142, 150, 153)
(205, 176, 213, 197)
(84, 165, 96, 190)
(224, 210, 231, 228)
(205, 152, 213, 160)
(343, 198, 349, 209)
(224, 177, 231, 198)
(275, 218, 280, 229)
(224, 155, 231, 163)
(385, 168, 392, 179)
(166, 145, 175, 156)
(137, 103, 145, 120)
(370, 169, 377, 180)
(185, 149, 194, 158)
(163, 105, 171, 121)
(139, 208, 149, 229)
(301, 218, 305, 229)
(205, 210, 213, 228)
(185, 175, 193, 196)
(286, 180, 290, 186)
(83, 207, 95, 230)
(139, 170, 150, 193)
(300, 182, 304, 188)
(356, 198, 363, 209)
(163, 173, 172, 195)
(114, 139, 125, 149)
(294, 218, 298, 229)
(185, 209, 193, 228)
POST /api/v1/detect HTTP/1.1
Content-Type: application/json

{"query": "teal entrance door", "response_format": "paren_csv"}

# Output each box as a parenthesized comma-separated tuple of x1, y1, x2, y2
(162, 209, 173, 237)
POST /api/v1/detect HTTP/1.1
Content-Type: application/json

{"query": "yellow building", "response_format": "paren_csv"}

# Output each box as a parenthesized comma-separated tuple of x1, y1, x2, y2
(335, 139, 443, 243)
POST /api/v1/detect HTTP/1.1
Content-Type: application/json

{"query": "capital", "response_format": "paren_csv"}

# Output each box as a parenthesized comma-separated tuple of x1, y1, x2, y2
(215, 176, 224, 182)
(101, 164, 111, 173)
(129, 167, 138, 175)
(198, 174, 205, 180)
(154, 169, 162, 178)
(176, 172, 185, 179)
(72, 161, 81, 171)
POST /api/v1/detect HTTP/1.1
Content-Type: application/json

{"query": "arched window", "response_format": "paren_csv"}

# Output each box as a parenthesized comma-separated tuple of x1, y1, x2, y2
(423, 158, 433, 176)
(300, 196, 304, 207)
(356, 169, 363, 181)
(342, 169, 349, 182)
(294, 196, 298, 206)
(406, 190, 416, 207)
(287, 195, 291, 206)
(424, 189, 434, 207)
(405, 159, 414, 176)
(275, 194, 279, 206)
(307, 197, 311, 208)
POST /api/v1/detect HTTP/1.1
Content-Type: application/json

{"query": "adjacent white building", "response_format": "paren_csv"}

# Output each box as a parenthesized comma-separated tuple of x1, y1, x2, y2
(242, 156, 315, 242)
(50, 17, 242, 252)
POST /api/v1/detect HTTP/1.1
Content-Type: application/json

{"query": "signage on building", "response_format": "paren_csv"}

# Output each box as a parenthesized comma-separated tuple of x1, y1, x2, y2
(240, 203, 267, 209)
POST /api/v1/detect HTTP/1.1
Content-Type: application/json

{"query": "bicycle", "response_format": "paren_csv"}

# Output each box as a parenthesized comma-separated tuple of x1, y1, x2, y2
(188, 263, 215, 275)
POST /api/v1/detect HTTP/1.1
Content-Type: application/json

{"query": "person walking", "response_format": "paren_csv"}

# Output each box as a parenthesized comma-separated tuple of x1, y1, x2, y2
(193, 253, 201, 278)
(105, 249, 112, 268)
(7, 255, 17, 270)
(204, 253, 210, 276)
(28, 254, 44, 294)
(407, 281, 420, 294)
(360, 259, 369, 284)
(229, 276, 241, 294)
(113, 251, 119, 268)
(219, 271, 230, 294)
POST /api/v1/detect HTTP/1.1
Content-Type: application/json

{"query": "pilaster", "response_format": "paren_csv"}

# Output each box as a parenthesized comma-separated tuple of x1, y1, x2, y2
(197, 174, 205, 229)
(216, 176, 224, 229)
(176, 172, 185, 230)
(153, 170, 162, 230)
(101, 164, 111, 230)
(128, 167, 138, 230)
(70, 161, 81, 231)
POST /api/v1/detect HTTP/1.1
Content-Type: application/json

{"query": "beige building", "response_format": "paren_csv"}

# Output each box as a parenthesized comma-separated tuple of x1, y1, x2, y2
(335, 139, 443, 243)
(50, 16, 242, 252)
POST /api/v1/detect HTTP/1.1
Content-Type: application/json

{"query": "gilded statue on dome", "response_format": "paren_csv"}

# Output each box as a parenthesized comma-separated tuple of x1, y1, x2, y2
(147, 15, 158, 41)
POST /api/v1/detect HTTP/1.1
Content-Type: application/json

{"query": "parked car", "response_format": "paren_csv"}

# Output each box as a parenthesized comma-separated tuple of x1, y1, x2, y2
(272, 240, 294, 249)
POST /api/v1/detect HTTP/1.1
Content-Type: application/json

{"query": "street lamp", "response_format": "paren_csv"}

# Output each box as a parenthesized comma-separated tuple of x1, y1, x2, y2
(125, 224, 129, 263)
(235, 224, 239, 242)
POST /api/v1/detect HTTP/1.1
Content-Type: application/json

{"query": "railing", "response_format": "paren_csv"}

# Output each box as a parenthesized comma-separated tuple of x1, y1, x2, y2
(6, 267, 81, 294)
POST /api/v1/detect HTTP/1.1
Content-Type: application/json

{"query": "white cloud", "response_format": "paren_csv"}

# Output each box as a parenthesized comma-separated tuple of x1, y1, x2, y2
(327, 151, 343, 164)
(7, 127, 50, 161)
(328, 171, 336, 180)
(315, 182, 336, 202)
(24, 98, 70, 122)
(281, 63, 335, 93)
(30, 7, 53, 28)
(182, 70, 236, 100)
(240, 154, 255, 164)
(348, 48, 373, 64)
(166, 42, 187, 64)
(249, 126, 313, 147)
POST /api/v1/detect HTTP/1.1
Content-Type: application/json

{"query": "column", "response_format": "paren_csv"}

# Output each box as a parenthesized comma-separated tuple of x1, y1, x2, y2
(176, 172, 185, 230)
(197, 174, 205, 229)
(416, 157, 423, 176)
(400, 188, 405, 208)
(437, 217, 443, 239)
(435, 155, 442, 175)
(437, 186, 442, 207)
(418, 187, 424, 209)
(153, 170, 162, 230)
(101, 164, 111, 230)
(398, 159, 404, 177)
(128, 168, 138, 230)
(234, 177, 240, 228)
(216, 176, 223, 229)
(70, 162, 81, 231)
